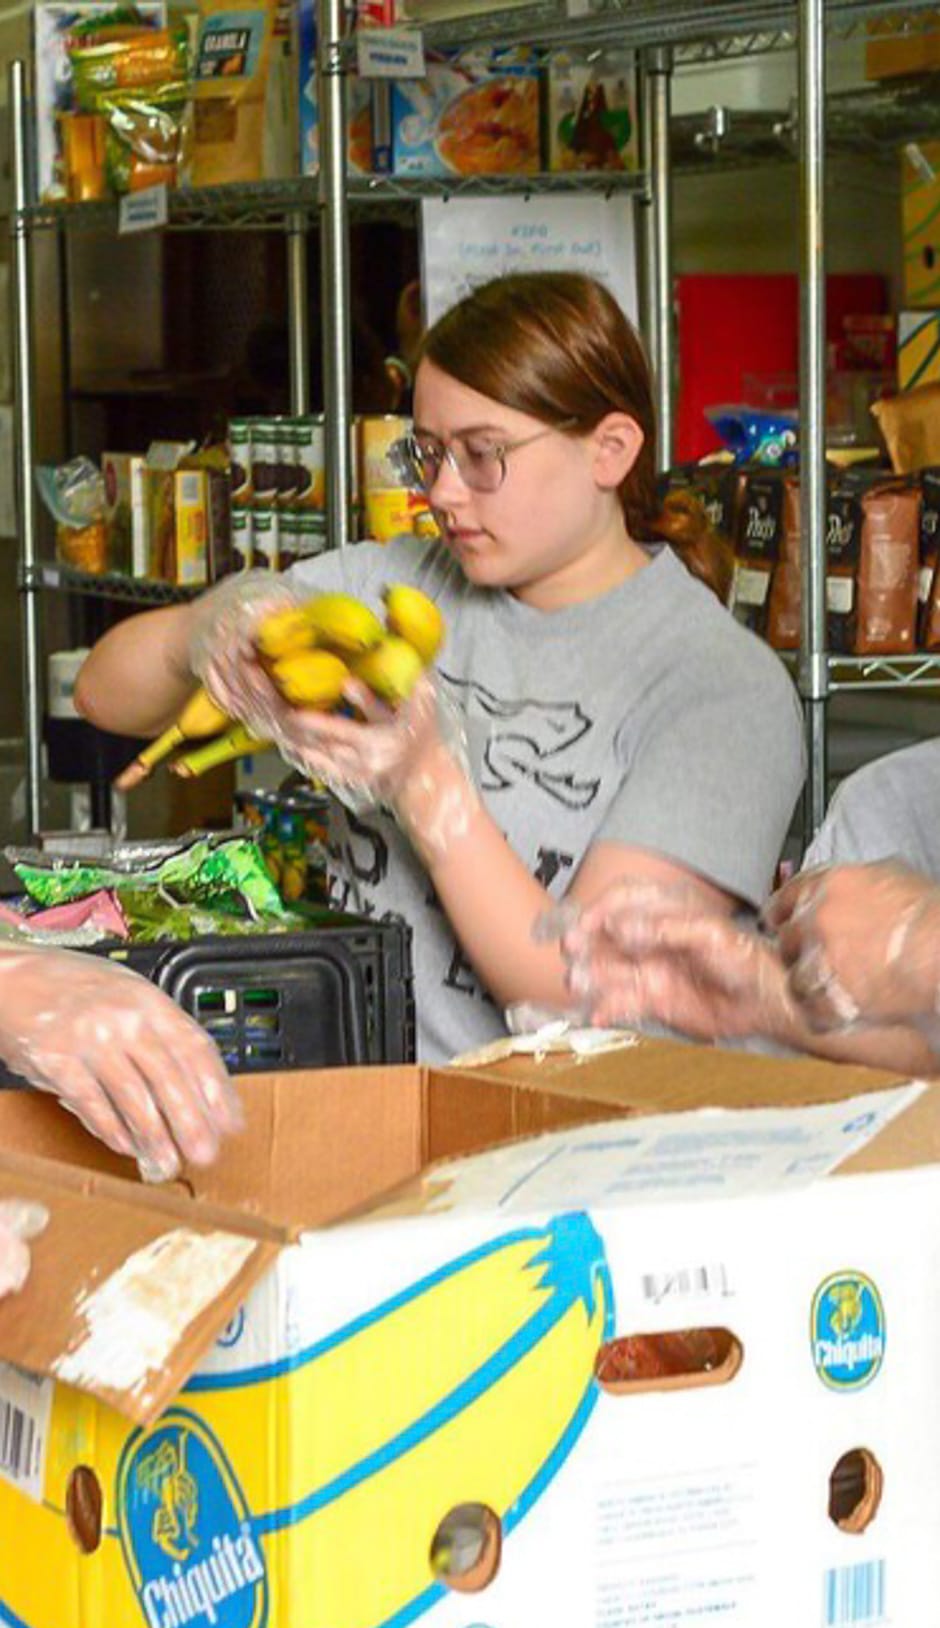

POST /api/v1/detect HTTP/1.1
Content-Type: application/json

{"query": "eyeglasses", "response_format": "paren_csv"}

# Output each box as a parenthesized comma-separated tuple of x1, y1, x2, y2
(390, 419, 578, 496)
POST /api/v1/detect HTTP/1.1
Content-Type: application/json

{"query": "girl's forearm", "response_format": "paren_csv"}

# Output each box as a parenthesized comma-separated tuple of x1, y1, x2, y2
(75, 604, 199, 737)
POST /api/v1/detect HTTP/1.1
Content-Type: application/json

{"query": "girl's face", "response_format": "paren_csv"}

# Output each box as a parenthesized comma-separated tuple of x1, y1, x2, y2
(412, 360, 639, 602)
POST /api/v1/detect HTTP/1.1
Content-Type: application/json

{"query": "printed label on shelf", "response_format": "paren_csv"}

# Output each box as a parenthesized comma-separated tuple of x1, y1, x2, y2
(357, 27, 425, 79)
(119, 185, 169, 236)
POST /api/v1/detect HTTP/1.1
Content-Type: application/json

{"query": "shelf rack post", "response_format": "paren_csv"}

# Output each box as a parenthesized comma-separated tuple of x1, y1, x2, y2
(645, 45, 674, 472)
(10, 59, 43, 838)
(287, 210, 311, 416)
(797, 0, 828, 838)
(317, 0, 353, 551)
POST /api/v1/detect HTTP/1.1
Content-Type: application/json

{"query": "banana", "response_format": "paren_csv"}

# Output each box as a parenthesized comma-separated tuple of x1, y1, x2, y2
(383, 583, 445, 665)
(271, 649, 350, 709)
(255, 606, 319, 663)
(113, 688, 230, 791)
(170, 722, 272, 778)
(304, 593, 385, 657)
(353, 636, 425, 706)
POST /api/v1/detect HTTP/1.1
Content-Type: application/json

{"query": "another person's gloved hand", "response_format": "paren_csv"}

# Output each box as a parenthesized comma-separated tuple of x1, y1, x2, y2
(0, 1200, 48, 1298)
(764, 860, 940, 1033)
(0, 948, 243, 1182)
(188, 569, 300, 743)
(545, 877, 791, 1040)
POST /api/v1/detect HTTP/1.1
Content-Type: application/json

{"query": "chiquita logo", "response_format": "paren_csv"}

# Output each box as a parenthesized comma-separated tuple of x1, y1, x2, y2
(117, 1408, 268, 1628)
(811, 1271, 885, 1390)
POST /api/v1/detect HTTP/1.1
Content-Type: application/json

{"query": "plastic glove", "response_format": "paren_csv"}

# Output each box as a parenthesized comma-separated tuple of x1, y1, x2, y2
(0, 947, 243, 1182)
(0, 1200, 48, 1298)
(188, 569, 301, 742)
(542, 878, 791, 1040)
(764, 860, 940, 1033)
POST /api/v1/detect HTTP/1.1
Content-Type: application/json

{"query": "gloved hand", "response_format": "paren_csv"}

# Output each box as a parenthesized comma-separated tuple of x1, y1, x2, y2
(0, 1200, 48, 1298)
(188, 569, 300, 743)
(764, 860, 940, 1033)
(0, 947, 243, 1182)
(543, 878, 792, 1040)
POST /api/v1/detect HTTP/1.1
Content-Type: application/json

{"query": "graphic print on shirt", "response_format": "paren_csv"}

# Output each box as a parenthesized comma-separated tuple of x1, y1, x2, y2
(441, 673, 601, 810)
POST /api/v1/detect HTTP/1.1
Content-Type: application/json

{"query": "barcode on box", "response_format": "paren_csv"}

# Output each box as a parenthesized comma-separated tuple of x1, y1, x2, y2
(0, 1361, 53, 1503)
(641, 1263, 730, 1303)
(824, 1560, 886, 1625)
(0, 1400, 38, 1484)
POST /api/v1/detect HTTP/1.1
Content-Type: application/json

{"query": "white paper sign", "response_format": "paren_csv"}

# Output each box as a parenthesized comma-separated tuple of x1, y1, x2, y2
(421, 194, 639, 326)
(357, 27, 426, 78)
(119, 184, 169, 236)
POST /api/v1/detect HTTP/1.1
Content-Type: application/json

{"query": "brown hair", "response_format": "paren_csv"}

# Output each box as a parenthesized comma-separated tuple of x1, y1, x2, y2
(418, 272, 733, 603)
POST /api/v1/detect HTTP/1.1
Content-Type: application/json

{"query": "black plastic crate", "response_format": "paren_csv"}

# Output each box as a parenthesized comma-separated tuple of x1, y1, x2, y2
(0, 915, 414, 1082)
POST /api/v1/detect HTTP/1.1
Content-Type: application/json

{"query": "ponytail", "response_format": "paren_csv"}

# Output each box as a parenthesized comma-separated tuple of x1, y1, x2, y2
(651, 490, 734, 605)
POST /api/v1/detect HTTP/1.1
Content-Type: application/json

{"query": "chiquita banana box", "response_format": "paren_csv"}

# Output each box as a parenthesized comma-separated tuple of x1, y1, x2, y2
(1, 1044, 940, 1627)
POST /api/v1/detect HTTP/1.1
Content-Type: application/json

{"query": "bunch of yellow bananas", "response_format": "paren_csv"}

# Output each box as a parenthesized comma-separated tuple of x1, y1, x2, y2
(114, 689, 272, 789)
(255, 585, 445, 710)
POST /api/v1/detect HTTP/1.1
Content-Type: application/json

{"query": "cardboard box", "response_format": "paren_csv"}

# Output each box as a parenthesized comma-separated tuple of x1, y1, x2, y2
(0, 1041, 937, 1626)
(899, 309, 940, 389)
(391, 49, 540, 177)
(546, 49, 638, 173)
(903, 140, 940, 307)
(101, 451, 149, 578)
(299, 0, 375, 174)
(866, 11, 940, 79)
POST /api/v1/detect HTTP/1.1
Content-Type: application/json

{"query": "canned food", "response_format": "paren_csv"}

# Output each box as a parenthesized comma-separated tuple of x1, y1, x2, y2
(251, 418, 279, 508)
(274, 418, 299, 508)
(228, 417, 253, 510)
(363, 487, 439, 544)
(357, 413, 411, 492)
(253, 506, 280, 571)
(281, 509, 328, 567)
(293, 415, 326, 511)
(231, 507, 254, 572)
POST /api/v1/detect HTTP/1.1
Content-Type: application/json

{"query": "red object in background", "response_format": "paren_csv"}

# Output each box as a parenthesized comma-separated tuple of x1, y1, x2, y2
(675, 274, 888, 462)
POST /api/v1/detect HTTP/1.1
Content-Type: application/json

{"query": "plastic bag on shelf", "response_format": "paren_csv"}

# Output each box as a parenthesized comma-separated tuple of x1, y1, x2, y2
(68, 20, 191, 194)
(36, 456, 109, 574)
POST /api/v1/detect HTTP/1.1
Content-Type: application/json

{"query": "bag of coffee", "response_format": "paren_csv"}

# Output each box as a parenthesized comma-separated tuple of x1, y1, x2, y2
(732, 470, 783, 635)
(919, 468, 940, 648)
(855, 481, 919, 655)
(766, 476, 802, 651)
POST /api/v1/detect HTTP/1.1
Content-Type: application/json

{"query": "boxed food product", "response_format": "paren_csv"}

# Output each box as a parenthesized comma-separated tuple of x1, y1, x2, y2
(391, 48, 541, 177)
(0, 1040, 935, 1626)
(866, 11, 940, 79)
(298, 0, 374, 174)
(898, 309, 940, 390)
(190, 0, 277, 185)
(33, 0, 166, 201)
(102, 450, 149, 577)
(546, 49, 637, 173)
(902, 140, 940, 307)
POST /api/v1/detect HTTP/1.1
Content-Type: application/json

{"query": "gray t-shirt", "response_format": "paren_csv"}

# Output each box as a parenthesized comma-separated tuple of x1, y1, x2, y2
(804, 738, 940, 877)
(289, 538, 805, 1062)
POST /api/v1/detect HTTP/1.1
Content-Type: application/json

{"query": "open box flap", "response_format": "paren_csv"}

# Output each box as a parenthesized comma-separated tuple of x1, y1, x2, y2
(0, 1146, 285, 1426)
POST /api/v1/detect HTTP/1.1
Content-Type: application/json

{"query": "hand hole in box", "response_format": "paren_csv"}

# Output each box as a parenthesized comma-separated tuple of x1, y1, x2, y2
(828, 1447, 883, 1534)
(429, 1502, 501, 1593)
(66, 1465, 102, 1554)
(595, 1327, 743, 1395)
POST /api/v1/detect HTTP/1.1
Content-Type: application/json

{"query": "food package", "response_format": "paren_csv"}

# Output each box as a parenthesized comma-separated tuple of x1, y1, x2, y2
(58, 110, 108, 200)
(37, 456, 110, 574)
(898, 310, 940, 390)
(872, 383, 940, 474)
(765, 476, 802, 652)
(918, 468, 940, 647)
(902, 141, 940, 307)
(659, 461, 741, 548)
(299, 0, 373, 174)
(33, 1, 166, 201)
(855, 481, 920, 655)
(391, 48, 540, 177)
(190, 0, 277, 185)
(546, 48, 637, 173)
(731, 470, 783, 635)
(706, 404, 799, 467)
(68, 20, 191, 193)
(102, 450, 148, 576)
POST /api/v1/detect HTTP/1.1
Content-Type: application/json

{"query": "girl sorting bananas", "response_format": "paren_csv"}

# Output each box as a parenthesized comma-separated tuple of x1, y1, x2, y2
(76, 272, 804, 1063)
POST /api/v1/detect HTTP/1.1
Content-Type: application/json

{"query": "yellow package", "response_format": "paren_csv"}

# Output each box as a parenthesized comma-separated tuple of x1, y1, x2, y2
(191, 0, 276, 184)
